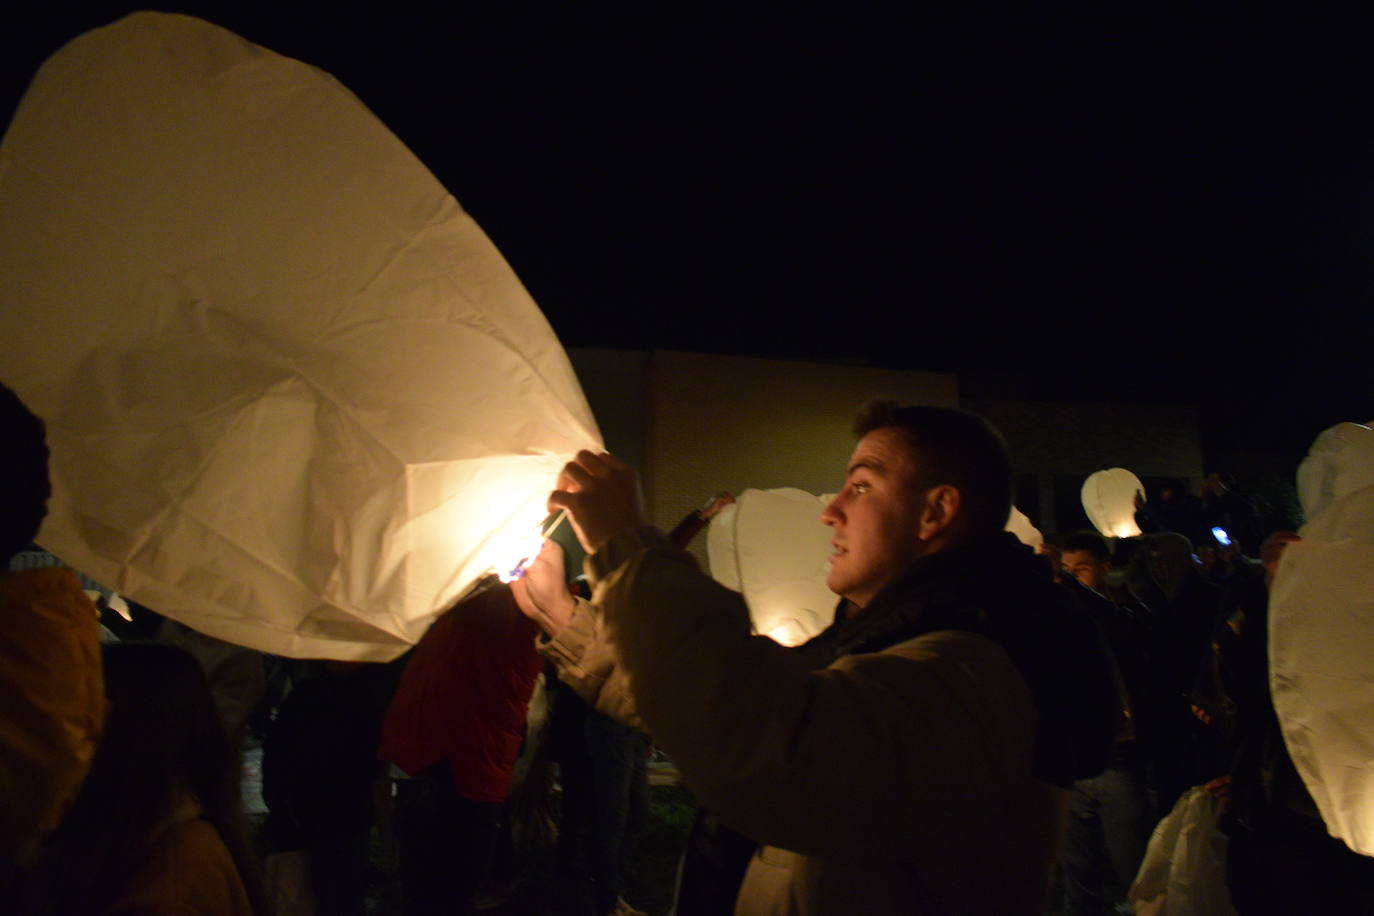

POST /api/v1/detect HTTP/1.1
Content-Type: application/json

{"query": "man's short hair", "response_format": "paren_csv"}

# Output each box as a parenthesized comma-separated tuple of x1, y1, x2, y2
(1061, 531, 1110, 563)
(0, 383, 51, 565)
(854, 400, 1013, 535)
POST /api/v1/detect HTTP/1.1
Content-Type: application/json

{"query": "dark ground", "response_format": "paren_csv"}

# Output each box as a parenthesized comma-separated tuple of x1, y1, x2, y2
(239, 742, 1105, 915)
(246, 780, 699, 916)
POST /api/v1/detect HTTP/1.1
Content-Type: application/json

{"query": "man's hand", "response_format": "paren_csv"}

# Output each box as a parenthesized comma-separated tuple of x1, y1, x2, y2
(701, 491, 736, 521)
(548, 450, 647, 554)
(510, 540, 576, 638)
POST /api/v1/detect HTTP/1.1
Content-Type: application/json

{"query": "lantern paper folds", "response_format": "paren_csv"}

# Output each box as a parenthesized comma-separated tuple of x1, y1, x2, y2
(0, 13, 601, 660)
(1081, 468, 1145, 539)
(1270, 422, 1374, 855)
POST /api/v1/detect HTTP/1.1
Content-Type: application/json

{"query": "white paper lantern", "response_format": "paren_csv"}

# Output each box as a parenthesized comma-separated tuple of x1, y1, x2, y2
(1270, 422, 1374, 855)
(1005, 506, 1043, 550)
(0, 13, 601, 660)
(707, 488, 836, 646)
(1081, 468, 1145, 539)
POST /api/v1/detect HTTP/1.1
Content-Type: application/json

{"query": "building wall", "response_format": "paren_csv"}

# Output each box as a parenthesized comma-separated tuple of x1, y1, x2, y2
(566, 347, 650, 472)
(644, 352, 958, 540)
(567, 350, 957, 564)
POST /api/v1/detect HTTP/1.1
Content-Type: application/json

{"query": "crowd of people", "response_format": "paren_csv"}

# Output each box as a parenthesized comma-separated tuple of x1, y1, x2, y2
(2, 379, 1371, 915)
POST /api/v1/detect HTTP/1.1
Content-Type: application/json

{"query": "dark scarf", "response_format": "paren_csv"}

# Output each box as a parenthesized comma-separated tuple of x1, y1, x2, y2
(799, 532, 1117, 789)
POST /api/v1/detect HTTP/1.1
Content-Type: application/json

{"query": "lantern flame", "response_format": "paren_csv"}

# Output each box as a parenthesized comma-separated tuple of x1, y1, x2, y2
(497, 510, 569, 582)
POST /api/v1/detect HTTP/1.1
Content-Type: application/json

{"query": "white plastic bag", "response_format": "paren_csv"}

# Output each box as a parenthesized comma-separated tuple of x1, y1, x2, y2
(1129, 786, 1237, 916)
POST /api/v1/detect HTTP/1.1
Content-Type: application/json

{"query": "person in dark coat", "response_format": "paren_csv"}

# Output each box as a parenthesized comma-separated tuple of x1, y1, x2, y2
(1141, 532, 1222, 818)
(261, 657, 405, 916)
(1055, 532, 1155, 914)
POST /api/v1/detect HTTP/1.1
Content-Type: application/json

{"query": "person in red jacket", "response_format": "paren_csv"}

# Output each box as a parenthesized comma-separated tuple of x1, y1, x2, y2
(378, 577, 543, 915)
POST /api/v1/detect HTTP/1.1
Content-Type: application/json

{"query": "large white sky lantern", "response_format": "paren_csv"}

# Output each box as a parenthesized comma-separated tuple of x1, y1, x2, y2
(0, 13, 601, 660)
(707, 489, 836, 647)
(1081, 468, 1145, 539)
(1270, 422, 1374, 855)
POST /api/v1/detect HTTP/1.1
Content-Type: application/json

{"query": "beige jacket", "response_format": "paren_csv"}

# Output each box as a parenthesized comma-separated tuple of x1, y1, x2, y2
(539, 527, 1067, 915)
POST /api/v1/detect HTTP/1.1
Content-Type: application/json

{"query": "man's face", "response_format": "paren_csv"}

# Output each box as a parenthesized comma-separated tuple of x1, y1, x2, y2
(820, 428, 929, 609)
(1060, 549, 1108, 591)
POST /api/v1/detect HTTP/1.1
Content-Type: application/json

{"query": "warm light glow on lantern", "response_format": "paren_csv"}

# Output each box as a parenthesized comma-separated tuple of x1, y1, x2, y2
(766, 620, 811, 647)
(494, 526, 546, 583)
(400, 458, 580, 639)
(494, 510, 568, 582)
(467, 497, 554, 584)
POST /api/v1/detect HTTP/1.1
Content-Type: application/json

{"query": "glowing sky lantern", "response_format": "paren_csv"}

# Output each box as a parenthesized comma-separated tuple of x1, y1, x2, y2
(1270, 421, 1374, 855)
(0, 13, 601, 660)
(1081, 468, 1145, 539)
(707, 487, 1047, 647)
(707, 488, 837, 647)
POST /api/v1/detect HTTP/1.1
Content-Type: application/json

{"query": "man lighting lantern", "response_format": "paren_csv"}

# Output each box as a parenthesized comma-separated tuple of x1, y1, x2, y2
(512, 403, 1116, 915)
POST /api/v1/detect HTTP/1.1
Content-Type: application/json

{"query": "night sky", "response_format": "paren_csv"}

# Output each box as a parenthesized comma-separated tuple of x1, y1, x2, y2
(5, 4, 1373, 463)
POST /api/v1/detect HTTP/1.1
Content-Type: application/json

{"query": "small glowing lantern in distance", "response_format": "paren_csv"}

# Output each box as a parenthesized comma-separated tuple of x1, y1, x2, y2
(1081, 469, 1144, 539)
